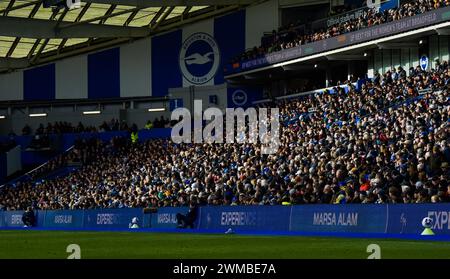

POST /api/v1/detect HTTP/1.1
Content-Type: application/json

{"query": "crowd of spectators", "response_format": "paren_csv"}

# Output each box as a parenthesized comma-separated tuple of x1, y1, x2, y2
(0, 60, 448, 211)
(21, 122, 94, 136)
(18, 117, 172, 137)
(146, 116, 172, 129)
(233, 0, 449, 63)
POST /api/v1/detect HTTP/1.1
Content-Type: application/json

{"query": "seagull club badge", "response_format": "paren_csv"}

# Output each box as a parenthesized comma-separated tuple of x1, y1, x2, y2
(179, 32, 220, 85)
(232, 89, 248, 106)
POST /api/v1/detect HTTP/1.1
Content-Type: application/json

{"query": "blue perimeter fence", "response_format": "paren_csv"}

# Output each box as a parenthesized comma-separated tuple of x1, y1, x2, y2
(1, 204, 450, 239)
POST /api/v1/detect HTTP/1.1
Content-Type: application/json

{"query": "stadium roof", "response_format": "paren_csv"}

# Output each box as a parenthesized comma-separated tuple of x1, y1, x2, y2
(0, 0, 257, 72)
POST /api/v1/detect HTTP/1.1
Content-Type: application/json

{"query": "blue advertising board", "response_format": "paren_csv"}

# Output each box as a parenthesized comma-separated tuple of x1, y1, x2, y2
(289, 204, 387, 234)
(387, 204, 450, 235)
(0, 153, 6, 184)
(38, 210, 85, 229)
(150, 207, 190, 229)
(1, 210, 25, 228)
(197, 205, 291, 231)
(1, 204, 450, 238)
(83, 208, 143, 229)
(138, 128, 172, 141)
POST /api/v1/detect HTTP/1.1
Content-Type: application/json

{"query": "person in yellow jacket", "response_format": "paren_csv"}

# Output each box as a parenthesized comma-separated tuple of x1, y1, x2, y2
(131, 131, 139, 144)
(144, 120, 153, 130)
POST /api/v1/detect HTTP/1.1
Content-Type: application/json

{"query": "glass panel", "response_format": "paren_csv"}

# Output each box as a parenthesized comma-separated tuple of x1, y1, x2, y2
(104, 5, 136, 26)
(64, 38, 89, 47)
(0, 36, 15, 43)
(0, 0, 12, 11)
(43, 39, 63, 53)
(104, 11, 132, 26)
(28, 40, 45, 56)
(81, 3, 112, 22)
(10, 38, 36, 58)
(127, 7, 160, 27)
(189, 6, 209, 13)
(0, 39, 13, 57)
(63, 3, 84, 22)
(32, 5, 55, 20)
(165, 6, 185, 20)
(7, 3, 33, 17)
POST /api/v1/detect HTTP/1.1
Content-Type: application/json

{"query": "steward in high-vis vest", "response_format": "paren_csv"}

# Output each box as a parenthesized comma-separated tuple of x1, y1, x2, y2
(144, 120, 153, 130)
(131, 131, 138, 144)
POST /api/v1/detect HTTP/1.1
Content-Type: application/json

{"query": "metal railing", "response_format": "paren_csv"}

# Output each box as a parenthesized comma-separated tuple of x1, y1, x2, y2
(0, 145, 74, 189)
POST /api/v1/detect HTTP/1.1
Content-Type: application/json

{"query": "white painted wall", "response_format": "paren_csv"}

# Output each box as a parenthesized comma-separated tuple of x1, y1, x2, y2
(0, 71, 23, 101)
(56, 55, 88, 99)
(120, 37, 152, 97)
(245, 0, 280, 50)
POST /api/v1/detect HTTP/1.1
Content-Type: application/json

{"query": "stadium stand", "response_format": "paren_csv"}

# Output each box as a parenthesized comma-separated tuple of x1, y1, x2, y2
(233, 0, 450, 64)
(0, 60, 448, 211)
(3, 0, 450, 263)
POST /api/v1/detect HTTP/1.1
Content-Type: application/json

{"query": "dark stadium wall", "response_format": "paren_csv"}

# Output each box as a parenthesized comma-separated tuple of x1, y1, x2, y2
(151, 30, 183, 97)
(0, 152, 6, 184)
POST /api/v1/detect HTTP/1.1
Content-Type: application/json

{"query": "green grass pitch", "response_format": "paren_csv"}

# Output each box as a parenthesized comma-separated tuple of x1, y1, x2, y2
(1, 230, 450, 259)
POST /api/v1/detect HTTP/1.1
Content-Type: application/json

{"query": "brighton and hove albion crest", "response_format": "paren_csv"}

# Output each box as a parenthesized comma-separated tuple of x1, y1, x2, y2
(179, 32, 220, 85)
(420, 55, 429, 71)
(232, 89, 248, 106)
